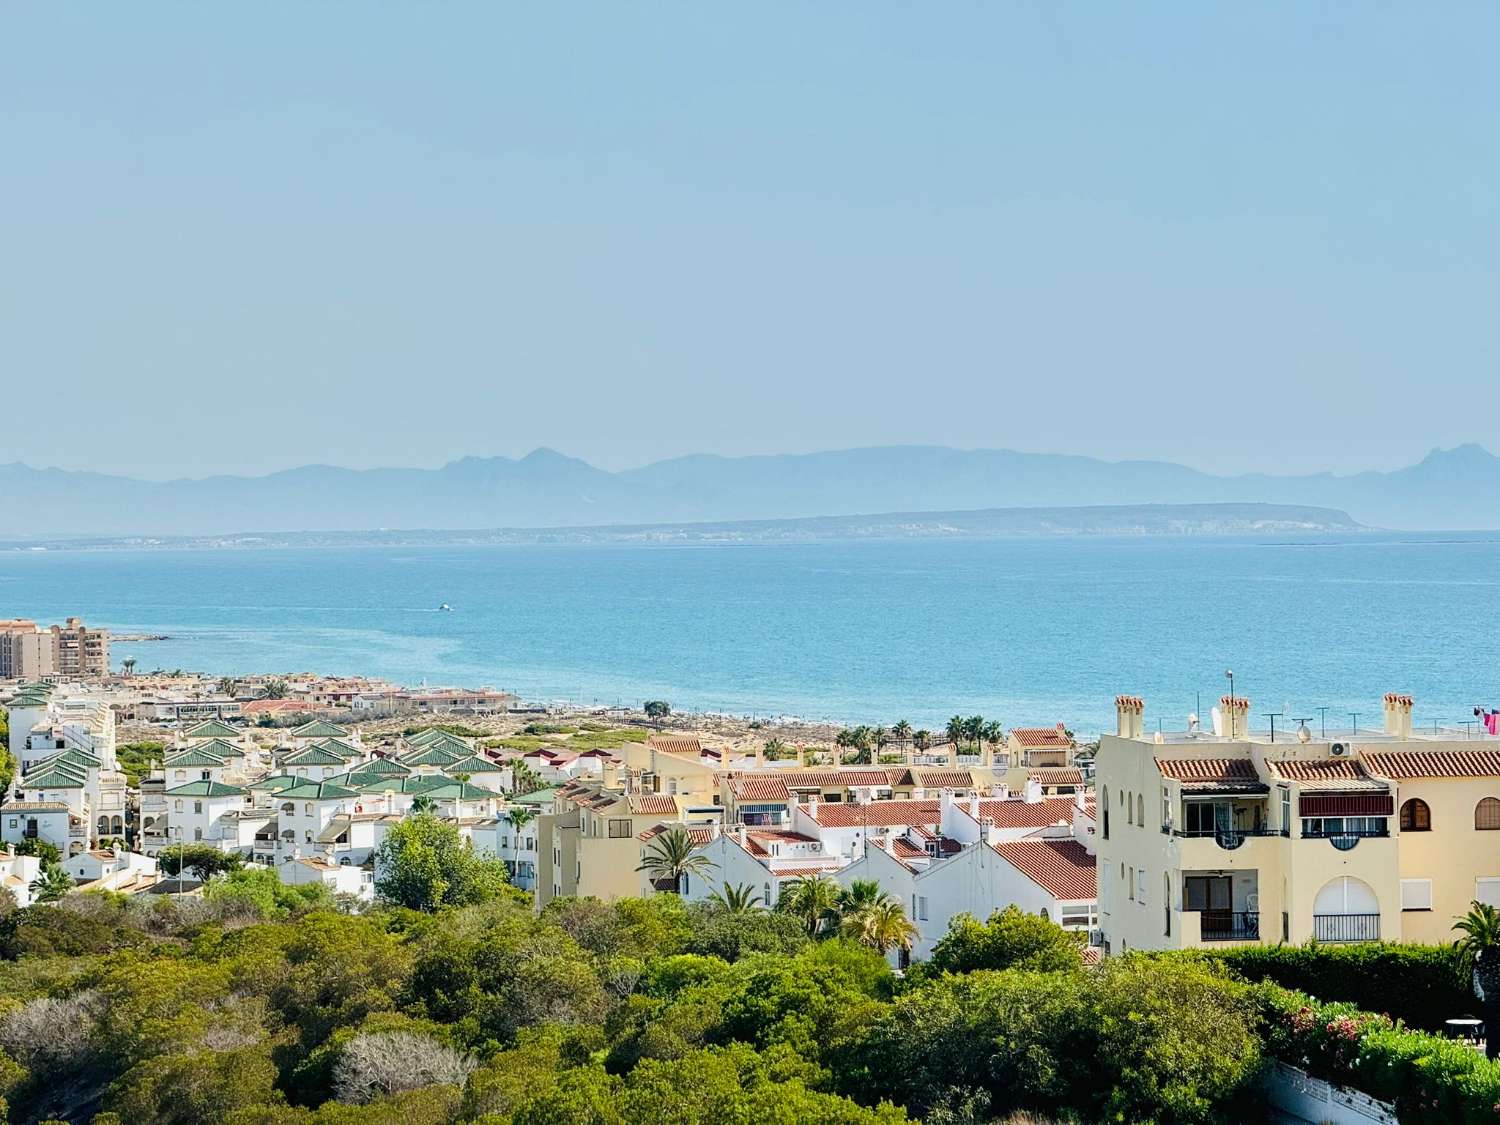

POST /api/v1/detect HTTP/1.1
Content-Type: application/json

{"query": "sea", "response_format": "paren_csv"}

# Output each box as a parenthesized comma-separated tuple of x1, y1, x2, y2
(2, 532, 1498, 737)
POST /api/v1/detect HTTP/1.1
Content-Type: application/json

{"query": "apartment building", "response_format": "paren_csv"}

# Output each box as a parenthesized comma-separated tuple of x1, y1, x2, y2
(0, 621, 55, 680)
(1096, 692, 1500, 953)
(50, 618, 109, 679)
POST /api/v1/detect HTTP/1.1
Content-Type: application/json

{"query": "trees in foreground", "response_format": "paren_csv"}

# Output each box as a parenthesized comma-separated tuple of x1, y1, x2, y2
(374, 813, 511, 911)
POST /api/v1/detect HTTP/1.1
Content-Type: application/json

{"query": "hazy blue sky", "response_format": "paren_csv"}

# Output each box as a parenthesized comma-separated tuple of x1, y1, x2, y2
(4, 4, 1496, 479)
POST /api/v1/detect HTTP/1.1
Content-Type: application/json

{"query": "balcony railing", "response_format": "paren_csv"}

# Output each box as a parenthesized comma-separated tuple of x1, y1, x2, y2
(1312, 913, 1380, 943)
(1199, 911, 1260, 941)
(1166, 826, 1286, 849)
(1301, 827, 1390, 839)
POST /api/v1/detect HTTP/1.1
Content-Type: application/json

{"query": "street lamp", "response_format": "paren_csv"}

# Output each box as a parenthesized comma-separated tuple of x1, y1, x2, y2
(1224, 670, 1235, 738)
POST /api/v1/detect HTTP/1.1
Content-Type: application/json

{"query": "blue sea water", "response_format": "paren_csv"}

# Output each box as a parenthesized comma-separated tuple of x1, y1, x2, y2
(1, 534, 1498, 735)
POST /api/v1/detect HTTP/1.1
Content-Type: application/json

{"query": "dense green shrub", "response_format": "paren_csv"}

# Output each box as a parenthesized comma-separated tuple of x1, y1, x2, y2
(1184, 942, 1471, 1031)
(1257, 984, 1500, 1123)
(920, 905, 1085, 976)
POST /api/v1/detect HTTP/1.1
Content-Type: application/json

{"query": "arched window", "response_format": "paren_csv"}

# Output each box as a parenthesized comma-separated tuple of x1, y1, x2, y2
(1101, 788, 1110, 839)
(1476, 798, 1500, 831)
(1399, 798, 1431, 832)
(281, 802, 295, 815)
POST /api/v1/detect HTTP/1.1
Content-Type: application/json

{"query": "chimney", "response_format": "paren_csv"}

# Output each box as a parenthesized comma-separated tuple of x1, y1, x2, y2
(979, 742, 993, 767)
(1115, 695, 1145, 739)
(754, 743, 765, 768)
(602, 760, 620, 789)
(1220, 695, 1250, 739)
(968, 794, 981, 819)
(807, 794, 819, 819)
(736, 824, 747, 846)
(949, 742, 960, 767)
(939, 787, 956, 817)
(796, 744, 807, 768)
(1383, 693, 1413, 739)
(1023, 776, 1043, 804)
(1074, 786, 1087, 812)
(979, 816, 998, 846)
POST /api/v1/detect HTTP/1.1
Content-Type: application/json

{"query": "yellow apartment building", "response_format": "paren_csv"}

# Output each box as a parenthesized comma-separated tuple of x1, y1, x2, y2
(1097, 693, 1500, 953)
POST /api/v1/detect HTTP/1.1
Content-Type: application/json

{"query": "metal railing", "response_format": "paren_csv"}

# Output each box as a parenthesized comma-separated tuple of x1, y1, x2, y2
(1312, 913, 1380, 943)
(1200, 911, 1261, 941)
(1302, 826, 1390, 839)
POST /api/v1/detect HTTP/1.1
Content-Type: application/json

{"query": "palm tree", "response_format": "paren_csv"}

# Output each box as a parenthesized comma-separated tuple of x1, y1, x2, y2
(510, 761, 546, 796)
(262, 679, 289, 700)
(891, 719, 912, 744)
(777, 873, 842, 936)
(913, 729, 932, 751)
(982, 719, 1005, 758)
(122, 657, 136, 677)
(708, 881, 763, 913)
(636, 826, 715, 894)
(217, 676, 239, 697)
(842, 898, 919, 955)
(1454, 900, 1500, 1059)
(409, 795, 437, 815)
(963, 715, 986, 753)
(29, 865, 73, 904)
(945, 715, 966, 752)
(836, 878, 891, 915)
(507, 806, 538, 835)
(763, 737, 788, 761)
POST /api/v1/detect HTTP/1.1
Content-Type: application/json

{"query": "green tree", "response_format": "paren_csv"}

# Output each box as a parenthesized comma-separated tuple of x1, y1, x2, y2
(841, 898, 918, 955)
(408, 795, 437, 815)
(643, 700, 671, 724)
(105, 1044, 280, 1124)
(635, 827, 715, 894)
(1453, 899, 1500, 1058)
(777, 874, 842, 936)
(261, 679, 289, 700)
(706, 882, 763, 913)
(912, 729, 932, 751)
(891, 719, 912, 744)
(506, 805, 538, 836)
(374, 814, 510, 911)
(159, 844, 245, 883)
(925, 906, 1085, 975)
(28, 865, 73, 903)
(509, 760, 547, 796)
(216, 677, 240, 697)
(12, 838, 62, 866)
(944, 715, 966, 752)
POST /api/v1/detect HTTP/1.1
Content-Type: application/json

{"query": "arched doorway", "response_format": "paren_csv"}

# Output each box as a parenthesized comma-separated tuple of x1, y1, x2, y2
(1312, 876, 1380, 942)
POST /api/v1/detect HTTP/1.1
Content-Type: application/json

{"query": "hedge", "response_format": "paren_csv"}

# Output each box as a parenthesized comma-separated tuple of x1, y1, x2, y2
(1167, 942, 1472, 1031)
(1257, 984, 1500, 1124)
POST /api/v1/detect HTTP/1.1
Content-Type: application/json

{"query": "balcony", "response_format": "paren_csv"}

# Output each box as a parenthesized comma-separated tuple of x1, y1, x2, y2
(1167, 826, 1285, 850)
(1312, 913, 1380, 943)
(1200, 911, 1261, 942)
(1302, 826, 1390, 851)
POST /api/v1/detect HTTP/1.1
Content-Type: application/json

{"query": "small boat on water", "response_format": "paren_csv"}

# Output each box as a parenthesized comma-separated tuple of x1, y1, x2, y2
(438, 603, 452, 612)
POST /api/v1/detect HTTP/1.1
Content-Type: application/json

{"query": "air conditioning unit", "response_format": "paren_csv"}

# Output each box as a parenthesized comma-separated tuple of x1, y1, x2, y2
(1330, 742, 1349, 757)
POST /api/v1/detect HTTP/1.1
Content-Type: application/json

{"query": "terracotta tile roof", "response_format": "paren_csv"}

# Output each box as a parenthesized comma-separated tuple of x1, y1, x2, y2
(1010, 726, 1071, 748)
(1267, 758, 1385, 790)
(728, 776, 792, 801)
(1363, 750, 1500, 779)
(648, 735, 703, 755)
(890, 837, 928, 859)
(994, 839, 1096, 900)
(782, 769, 895, 789)
(629, 795, 679, 815)
(808, 799, 940, 828)
(636, 823, 717, 846)
(974, 797, 1083, 829)
(1027, 767, 1084, 786)
(912, 769, 977, 789)
(1155, 758, 1267, 791)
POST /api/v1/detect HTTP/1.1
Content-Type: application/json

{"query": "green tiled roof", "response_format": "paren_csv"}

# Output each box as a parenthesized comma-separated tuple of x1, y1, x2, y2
(512, 787, 560, 806)
(445, 755, 505, 774)
(281, 745, 348, 767)
(399, 746, 464, 767)
(183, 720, 241, 739)
(17, 766, 85, 789)
(163, 747, 231, 768)
(276, 780, 361, 801)
(247, 774, 302, 793)
(291, 719, 351, 739)
(165, 779, 247, 797)
(311, 737, 364, 759)
(30, 748, 101, 772)
(403, 727, 468, 749)
(193, 738, 246, 760)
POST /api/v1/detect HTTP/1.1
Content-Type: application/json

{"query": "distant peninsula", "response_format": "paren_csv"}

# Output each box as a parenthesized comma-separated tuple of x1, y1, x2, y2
(0, 442, 1491, 536)
(0, 502, 1364, 552)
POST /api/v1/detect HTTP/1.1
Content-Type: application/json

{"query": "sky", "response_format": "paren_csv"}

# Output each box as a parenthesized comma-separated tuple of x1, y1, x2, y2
(3, 3, 1497, 480)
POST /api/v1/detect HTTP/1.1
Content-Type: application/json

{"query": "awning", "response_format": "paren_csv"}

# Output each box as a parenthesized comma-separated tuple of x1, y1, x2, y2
(1299, 793, 1392, 817)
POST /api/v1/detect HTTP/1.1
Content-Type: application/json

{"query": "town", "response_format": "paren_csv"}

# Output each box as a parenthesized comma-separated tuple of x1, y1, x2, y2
(2, 616, 1499, 1122)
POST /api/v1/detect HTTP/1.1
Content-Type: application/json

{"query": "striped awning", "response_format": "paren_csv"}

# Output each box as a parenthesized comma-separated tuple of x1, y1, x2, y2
(1299, 793, 1393, 817)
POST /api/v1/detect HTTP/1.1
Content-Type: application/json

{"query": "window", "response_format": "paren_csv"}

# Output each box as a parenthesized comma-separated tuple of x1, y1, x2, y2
(1400, 879, 1433, 911)
(174, 800, 183, 812)
(607, 818, 633, 838)
(1399, 798, 1431, 832)
(1138, 793, 1145, 828)
(916, 895, 929, 921)
(1127, 866, 1135, 900)
(1164, 873, 1172, 935)
(193, 829, 202, 841)
(1161, 788, 1170, 827)
(304, 802, 314, 816)
(1279, 786, 1291, 830)
(1136, 869, 1147, 904)
(1126, 792, 1134, 826)
(1476, 798, 1500, 830)
(1101, 788, 1109, 839)
(1478, 878, 1500, 908)
(194, 801, 203, 814)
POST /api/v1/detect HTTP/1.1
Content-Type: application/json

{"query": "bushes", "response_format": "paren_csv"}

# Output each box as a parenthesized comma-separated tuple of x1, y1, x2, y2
(922, 906, 1085, 976)
(843, 958, 1259, 1125)
(1257, 984, 1500, 1123)
(333, 1031, 476, 1104)
(1189, 942, 1471, 1031)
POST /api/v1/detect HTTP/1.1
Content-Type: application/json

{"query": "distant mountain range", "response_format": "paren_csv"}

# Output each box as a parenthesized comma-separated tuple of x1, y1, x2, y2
(1, 443, 1495, 537)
